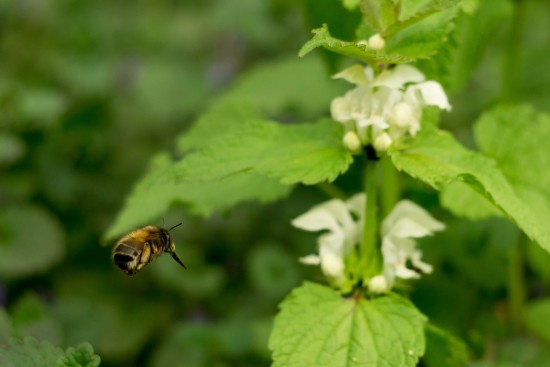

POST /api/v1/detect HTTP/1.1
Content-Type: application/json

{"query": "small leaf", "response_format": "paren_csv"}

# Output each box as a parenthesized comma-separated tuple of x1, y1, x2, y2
(389, 128, 550, 252)
(0, 337, 64, 367)
(56, 343, 101, 367)
(0, 206, 65, 277)
(424, 323, 469, 367)
(269, 282, 427, 367)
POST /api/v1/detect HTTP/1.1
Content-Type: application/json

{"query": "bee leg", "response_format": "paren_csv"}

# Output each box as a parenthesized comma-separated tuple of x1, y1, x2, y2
(170, 252, 187, 270)
(140, 245, 151, 266)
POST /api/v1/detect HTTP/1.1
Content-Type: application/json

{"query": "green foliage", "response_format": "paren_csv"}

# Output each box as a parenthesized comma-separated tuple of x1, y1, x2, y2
(523, 299, 550, 345)
(423, 324, 469, 367)
(0, 337, 100, 367)
(269, 282, 427, 367)
(389, 127, 550, 253)
(0, 206, 64, 278)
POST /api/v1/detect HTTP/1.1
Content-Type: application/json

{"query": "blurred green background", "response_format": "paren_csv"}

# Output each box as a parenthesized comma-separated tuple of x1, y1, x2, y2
(2, 0, 550, 366)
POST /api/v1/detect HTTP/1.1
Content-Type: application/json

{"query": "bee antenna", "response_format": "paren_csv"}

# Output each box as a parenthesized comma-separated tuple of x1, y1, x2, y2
(171, 252, 188, 270)
(168, 222, 183, 232)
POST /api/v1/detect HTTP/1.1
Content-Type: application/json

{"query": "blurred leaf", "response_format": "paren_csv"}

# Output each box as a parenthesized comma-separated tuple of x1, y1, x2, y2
(247, 243, 301, 300)
(10, 293, 62, 345)
(0, 308, 12, 343)
(523, 299, 550, 345)
(217, 55, 345, 118)
(423, 323, 469, 367)
(389, 128, 550, 253)
(469, 336, 550, 367)
(0, 337, 64, 367)
(17, 88, 66, 127)
(526, 240, 550, 281)
(0, 133, 25, 165)
(56, 343, 101, 367)
(269, 282, 427, 367)
(0, 206, 65, 277)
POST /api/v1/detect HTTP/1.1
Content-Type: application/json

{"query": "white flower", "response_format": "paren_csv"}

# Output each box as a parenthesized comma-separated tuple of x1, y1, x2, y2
(374, 200, 445, 290)
(292, 194, 365, 285)
(331, 64, 451, 153)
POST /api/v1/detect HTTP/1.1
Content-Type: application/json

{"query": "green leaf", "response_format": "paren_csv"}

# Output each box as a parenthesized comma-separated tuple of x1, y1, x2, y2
(215, 55, 346, 118)
(423, 324, 469, 367)
(523, 299, 550, 345)
(385, 7, 458, 60)
(0, 337, 64, 367)
(0, 133, 25, 166)
(269, 282, 427, 367)
(0, 206, 65, 277)
(0, 308, 12, 344)
(359, 0, 397, 32)
(440, 181, 503, 220)
(178, 118, 353, 185)
(56, 343, 101, 367)
(299, 25, 413, 64)
(105, 153, 292, 240)
(389, 128, 550, 252)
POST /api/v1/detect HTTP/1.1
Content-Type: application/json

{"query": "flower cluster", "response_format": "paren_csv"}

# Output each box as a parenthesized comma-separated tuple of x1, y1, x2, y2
(331, 64, 451, 153)
(292, 194, 444, 292)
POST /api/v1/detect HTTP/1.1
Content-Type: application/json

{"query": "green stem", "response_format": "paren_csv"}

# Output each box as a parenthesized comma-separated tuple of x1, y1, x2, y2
(502, 0, 525, 100)
(361, 158, 382, 278)
(317, 182, 347, 200)
(508, 239, 526, 331)
(380, 156, 400, 218)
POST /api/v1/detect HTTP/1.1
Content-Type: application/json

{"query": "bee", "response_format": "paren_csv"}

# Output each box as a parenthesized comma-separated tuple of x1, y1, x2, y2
(112, 223, 187, 276)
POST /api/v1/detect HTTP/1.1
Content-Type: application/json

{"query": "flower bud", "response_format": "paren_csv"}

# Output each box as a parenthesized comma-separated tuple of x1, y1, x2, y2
(343, 131, 362, 154)
(368, 275, 389, 293)
(391, 102, 413, 128)
(367, 33, 385, 51)
(373, 132, 392, 152)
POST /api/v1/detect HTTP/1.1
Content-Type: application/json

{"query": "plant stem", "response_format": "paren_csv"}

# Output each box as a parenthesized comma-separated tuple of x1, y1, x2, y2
(502, 0, 525, 100)
(380, 156, 400, 218)
(362, 157, 382, 277)
(508, 238, 526, 330)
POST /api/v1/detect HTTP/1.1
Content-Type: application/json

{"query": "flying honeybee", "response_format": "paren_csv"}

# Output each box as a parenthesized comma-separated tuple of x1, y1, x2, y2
(112, 223, 187, 276)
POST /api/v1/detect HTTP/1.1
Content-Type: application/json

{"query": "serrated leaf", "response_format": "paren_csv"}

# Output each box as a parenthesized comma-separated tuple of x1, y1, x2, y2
(177, 119, 353, 185)
(440, 181, 503, 219)
(424, 323, 469, 367)
(56, 343, 100, 367)
(389, 128, 550, 252)
(0, 206, 65, 277)
(385, 7, 458, 60)
(105, 154, 291, 240)
(299, 25, 413, 65)
(0, 337, 64, 367)
(360, 0, 397, 32)
(269, 282, 427, 367)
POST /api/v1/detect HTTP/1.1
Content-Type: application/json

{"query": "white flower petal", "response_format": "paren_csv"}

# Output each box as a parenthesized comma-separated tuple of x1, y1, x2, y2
(367, 33, 385, 51)
(373, 132, 392, 152)
(383, 200, 445, 235)
(372, 65, 425, 89)
(292, 204, 341, 233)
(368, 275, 389, 293)
(333, 64, 369, 85)
(299, 254, 321, 265)
(412, 81, 451, 111)
(331, 97, 353, 122)
(319, 251, 345, 279)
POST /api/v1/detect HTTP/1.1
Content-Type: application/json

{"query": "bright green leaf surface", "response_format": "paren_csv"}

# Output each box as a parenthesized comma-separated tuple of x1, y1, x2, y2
(389, 128, 550, 252)
(0, 206, 65, 277)
(440, 181, 503, 219)
(269, 282, 427, 367)
(178, 119, 353, 185)
(360, 0, 397, 32)
(423, 323, 469, 367)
